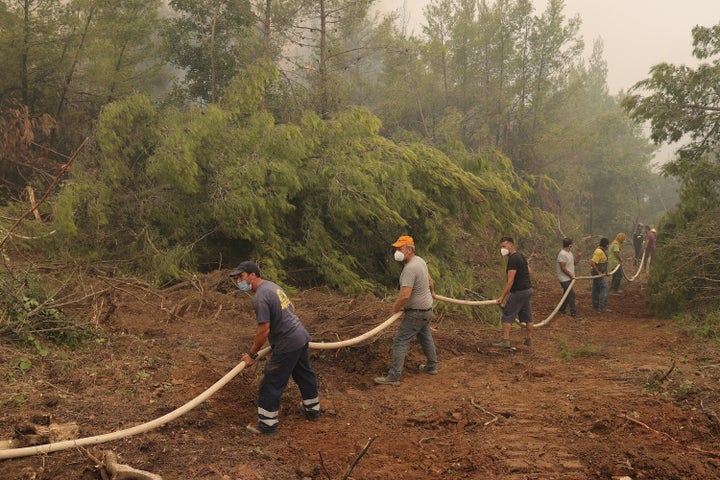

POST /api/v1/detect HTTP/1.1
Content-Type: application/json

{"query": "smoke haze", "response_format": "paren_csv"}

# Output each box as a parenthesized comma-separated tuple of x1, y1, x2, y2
(375, 0, 720, 94)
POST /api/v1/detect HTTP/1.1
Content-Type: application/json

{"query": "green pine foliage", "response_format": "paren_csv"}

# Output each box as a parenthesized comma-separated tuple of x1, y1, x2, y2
(622, 22, 720, 319)
(1, 0, 699, 354)
(162, 0, 256, 104)
(647, 207, 720, 316)
(48, 63, 536, 291)
(54, 94, 161, 260)
(643, 156, 720, 315)
(0, 0, 676, 306)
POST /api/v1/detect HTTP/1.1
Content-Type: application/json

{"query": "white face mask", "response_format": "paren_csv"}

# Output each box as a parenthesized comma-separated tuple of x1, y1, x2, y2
(500, 247, 510, 257)
(394, 250, 405, 262)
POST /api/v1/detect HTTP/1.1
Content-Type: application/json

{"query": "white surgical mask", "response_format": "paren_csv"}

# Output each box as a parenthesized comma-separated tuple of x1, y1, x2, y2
(500, 247, 510, 257)
(236, 280, 252, 291)
(394, 250, 405, 262)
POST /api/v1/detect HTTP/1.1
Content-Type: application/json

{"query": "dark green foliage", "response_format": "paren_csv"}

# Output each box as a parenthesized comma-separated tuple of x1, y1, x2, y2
(646, 207, 720, 315)
(0, 1, 676, 302)
(623, 25, 720, 163)
(54, 94, 161, 258)
(0, 0, 67, 111)
(49, 62, 537, 291)
(623, 22, 720, 319)
(0, 0, 165, 153)
(643, 154, 720, 315)
(162, 0, 256, 104)
(0, 264, 95, 350)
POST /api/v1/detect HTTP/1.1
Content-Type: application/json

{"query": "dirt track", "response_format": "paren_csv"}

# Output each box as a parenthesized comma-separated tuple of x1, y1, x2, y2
(1, 269, 720, 479)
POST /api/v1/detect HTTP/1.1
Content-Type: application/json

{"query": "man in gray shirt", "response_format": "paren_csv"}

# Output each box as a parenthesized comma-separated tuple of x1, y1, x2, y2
(375, 236, 438, 386)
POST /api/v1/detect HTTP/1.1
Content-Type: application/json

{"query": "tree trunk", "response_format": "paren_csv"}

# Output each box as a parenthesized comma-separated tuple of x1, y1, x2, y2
(55, 3, 96, 121)
(319, 0, 328, 119)
(210, 8, 219, 104)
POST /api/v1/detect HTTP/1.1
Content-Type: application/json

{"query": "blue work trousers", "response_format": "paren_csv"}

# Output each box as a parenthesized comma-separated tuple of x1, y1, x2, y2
(256, 343, 319, 433)
(592, 277, 608, 310)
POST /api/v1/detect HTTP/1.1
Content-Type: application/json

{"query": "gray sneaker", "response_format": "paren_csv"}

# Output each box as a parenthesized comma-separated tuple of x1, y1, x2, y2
(492, 339, 511, 348)
(374, 376, 401, 386)
(419, 364, 438, 375)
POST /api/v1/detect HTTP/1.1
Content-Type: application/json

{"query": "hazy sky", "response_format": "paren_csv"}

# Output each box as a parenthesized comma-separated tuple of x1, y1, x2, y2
(377, 0, 720, 94)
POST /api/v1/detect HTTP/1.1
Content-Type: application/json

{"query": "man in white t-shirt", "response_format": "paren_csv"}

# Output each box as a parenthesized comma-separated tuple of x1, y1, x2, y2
(556, 237, 583, 318)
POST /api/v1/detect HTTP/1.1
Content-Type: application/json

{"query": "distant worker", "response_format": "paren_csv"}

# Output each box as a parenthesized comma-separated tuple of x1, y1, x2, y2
(375, 235, 438, 386)
(494, 236, 533, 348)
(632, 223, 644, 266)
(589, 238, 610, 313)
(230, 261, 321, 435)
(556, 237, 583, 318)
(642, 225, 656, 273)
(608, 233, 626, 294)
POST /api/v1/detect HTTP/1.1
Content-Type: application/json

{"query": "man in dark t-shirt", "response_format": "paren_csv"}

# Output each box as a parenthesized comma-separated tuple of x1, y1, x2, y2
(632, 224, 644, 266)
(494, 236, 534, 348)
(231, 261, 321, 435)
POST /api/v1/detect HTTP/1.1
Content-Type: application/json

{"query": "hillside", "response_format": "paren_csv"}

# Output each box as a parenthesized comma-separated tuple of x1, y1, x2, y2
(1, 268, 719, 479)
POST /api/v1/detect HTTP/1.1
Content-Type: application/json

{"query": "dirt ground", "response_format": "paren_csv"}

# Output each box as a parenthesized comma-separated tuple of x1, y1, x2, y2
(2, 266, 720, 480)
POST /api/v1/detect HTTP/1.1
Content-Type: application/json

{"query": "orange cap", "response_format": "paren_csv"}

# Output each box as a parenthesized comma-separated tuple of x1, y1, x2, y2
(391, 235, 414, 247)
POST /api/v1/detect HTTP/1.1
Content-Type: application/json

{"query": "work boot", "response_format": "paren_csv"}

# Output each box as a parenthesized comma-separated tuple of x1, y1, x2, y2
(246, 424, 278, 436)
(523, 337, 532, 347)
(374, 376, 401, 386)
(419, 364, 438, 375)
(297, 402, 321, 421)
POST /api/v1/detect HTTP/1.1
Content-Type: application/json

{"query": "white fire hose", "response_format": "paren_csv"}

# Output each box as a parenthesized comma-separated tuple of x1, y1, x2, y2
(0, 313, 402, 460)
(437, 250, 646, 329)
(1, 252, 647, 460)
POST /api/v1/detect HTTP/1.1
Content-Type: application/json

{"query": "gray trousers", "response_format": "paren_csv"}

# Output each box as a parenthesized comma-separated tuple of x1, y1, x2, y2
(387, 310, 437, 380)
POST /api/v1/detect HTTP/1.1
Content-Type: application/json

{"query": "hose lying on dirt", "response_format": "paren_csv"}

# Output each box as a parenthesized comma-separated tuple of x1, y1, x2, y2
(0, 312, 403, 460)
(0, 347, 267, 460)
